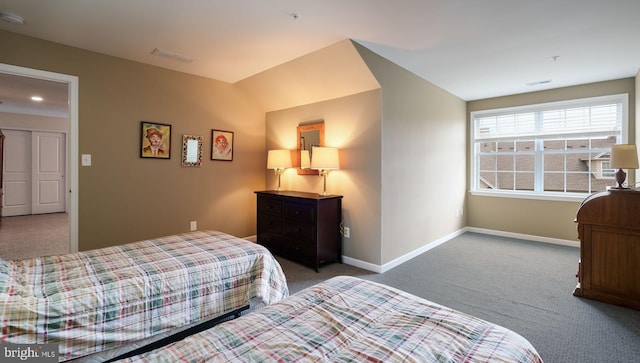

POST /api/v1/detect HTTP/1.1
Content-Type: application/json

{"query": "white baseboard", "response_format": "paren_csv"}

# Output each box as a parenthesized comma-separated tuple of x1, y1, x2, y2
(342, 228, 467, 274)
(242, 235, 257, 242)
(464, 227, 580, 248)
(340, 227, 579, 274)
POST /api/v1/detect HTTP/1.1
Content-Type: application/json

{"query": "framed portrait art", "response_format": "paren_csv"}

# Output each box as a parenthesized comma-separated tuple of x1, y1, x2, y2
(211, 129, 234, 161)
(140, 122, 171, 159)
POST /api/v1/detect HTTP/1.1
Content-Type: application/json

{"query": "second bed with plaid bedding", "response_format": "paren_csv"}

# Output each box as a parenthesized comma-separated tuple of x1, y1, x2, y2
(116, 275, 543, 363)
(0, 230, 289, 361)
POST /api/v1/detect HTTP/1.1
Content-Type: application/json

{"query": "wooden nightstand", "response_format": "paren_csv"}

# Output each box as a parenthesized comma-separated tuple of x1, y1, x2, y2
(255, 190, 343, 272)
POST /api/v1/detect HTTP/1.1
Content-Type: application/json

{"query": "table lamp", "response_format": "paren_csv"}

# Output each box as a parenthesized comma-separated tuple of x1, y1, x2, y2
(310, 146, 339, 195)
(610, 144, 639, 189)
(267, 149, 292, 191)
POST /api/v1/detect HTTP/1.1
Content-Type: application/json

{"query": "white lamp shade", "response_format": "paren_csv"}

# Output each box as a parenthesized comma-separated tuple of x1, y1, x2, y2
(300, 150, 310, 169)
(611, 144, 639, 169)
(310, 146, 339, 170)
(267, 149, 292, 169)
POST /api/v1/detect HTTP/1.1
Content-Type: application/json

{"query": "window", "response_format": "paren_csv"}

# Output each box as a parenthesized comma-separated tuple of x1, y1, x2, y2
(471, 94, 628, 200)
(601, 161, 615, 178)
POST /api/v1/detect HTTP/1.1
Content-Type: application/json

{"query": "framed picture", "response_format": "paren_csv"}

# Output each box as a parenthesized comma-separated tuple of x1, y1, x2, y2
(211, 129, 234, 161)
(141, 121, 171, 159)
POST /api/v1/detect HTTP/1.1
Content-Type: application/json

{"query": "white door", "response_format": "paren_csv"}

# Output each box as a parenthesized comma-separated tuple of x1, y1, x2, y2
(3, 130, 31, 216)
(32, 132, 65, 214)
(2, 130, 66, 216)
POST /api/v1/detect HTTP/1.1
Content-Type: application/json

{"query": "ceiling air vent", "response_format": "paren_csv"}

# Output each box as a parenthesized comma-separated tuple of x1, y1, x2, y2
(151, 48, 194, 63)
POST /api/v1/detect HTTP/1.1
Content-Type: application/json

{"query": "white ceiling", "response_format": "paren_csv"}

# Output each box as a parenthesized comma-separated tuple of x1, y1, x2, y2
(1, 0, 640, 116)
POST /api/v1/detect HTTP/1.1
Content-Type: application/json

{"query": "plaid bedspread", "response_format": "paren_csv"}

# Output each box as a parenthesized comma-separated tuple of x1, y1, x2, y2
(0, 230, 288, 361)
(116, 276, 543, 363)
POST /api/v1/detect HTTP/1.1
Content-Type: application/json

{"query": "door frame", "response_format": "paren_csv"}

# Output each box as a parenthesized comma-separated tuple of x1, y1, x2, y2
(0, 63, 79, 253)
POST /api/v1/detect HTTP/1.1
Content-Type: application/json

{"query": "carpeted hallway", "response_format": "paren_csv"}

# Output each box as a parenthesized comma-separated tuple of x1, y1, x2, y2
(0, 212, 69, 260)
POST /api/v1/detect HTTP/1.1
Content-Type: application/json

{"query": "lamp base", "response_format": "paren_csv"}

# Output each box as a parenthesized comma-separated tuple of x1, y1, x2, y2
(614, 168, 628, 188)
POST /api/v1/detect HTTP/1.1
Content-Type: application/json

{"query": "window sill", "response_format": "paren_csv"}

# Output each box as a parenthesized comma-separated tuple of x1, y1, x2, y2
(470, 190, 588, 202)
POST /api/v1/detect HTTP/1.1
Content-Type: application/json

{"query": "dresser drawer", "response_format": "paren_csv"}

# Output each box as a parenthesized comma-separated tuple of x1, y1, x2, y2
(258, 198, 283, 216)
(283, 223, 316, 244)
(284, 203, 315, 223)
(257, 214, 282, 234)
(258, 232, 287, 252)
(288, 241, 315, 265)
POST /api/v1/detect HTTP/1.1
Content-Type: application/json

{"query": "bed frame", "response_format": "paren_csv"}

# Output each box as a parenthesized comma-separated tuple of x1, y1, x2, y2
(1, 230, 289, 362)
(104, 305, 249, 362)
(114, 276, 543, 363)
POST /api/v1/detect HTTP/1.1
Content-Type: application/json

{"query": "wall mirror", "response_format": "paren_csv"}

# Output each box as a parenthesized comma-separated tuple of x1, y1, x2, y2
(296, 121, 325, 175)
(182, 134, 203, 167)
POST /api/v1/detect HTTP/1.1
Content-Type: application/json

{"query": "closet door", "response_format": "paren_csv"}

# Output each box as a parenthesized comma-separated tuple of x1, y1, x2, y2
(3, 130, 31, 216)
(2, 130, 66, 216)
(32, 132, 66, 214)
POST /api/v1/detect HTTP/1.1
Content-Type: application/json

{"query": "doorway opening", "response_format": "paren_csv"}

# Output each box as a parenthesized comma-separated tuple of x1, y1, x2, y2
(0, 63, 78, 257)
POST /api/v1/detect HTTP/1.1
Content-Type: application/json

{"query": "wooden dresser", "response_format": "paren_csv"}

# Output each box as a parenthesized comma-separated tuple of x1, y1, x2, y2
(574, 189, 640, 310)
(255, 190, 343, 272)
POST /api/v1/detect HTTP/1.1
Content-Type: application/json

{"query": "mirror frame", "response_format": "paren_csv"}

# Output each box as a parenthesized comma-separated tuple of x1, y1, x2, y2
(182, 134, 203, 167)
(296, 121, 325, 175)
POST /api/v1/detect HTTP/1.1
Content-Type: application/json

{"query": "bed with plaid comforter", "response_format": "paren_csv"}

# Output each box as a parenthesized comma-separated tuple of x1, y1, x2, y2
(116, 275, 543, 363)
(0, 230, 288, 361)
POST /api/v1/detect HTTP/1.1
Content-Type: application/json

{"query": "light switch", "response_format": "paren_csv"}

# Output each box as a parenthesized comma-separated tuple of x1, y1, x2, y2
(81, 154, 92, 166)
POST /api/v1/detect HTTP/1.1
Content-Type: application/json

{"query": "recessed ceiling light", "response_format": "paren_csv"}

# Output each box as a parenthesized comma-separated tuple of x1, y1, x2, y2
(0, 12, 24, 25)
(290, 13, 301, 20)
(31, 96, 43, 102)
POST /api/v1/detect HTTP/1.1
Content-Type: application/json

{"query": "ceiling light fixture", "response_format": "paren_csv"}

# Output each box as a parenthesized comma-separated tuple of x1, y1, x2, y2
(31, 96, 43, 102)
(151, 48, 194, 63)
(0, 12, 24, 25)
(290, 13, 301, 20)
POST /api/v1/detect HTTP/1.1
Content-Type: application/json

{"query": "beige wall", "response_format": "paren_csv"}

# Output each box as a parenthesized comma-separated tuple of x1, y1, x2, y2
(265, 90, 383, 265)
(258, 40, 467, 268)
(354, 44, 468, 265)
(3, 28, 636, 267)
(1, 30, 266, 250)
(249, 40, 384, 266)
(467, 78, 636, 241)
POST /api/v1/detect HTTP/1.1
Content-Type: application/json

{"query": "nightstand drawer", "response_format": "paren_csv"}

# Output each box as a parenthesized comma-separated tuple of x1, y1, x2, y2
(284, 203, 315, 223)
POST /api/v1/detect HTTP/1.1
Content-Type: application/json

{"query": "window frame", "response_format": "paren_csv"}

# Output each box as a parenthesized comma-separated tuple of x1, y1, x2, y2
(470, 94, 629, 202)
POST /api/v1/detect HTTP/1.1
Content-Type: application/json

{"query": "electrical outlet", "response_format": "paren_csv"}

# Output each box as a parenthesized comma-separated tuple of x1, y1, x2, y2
(190, 221, 197, 231)
(343, 227, 350, 238)
(81, 154, 92, 166)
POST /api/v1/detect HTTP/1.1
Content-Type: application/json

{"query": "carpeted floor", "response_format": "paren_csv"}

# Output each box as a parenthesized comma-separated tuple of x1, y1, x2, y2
(2, 221, 637, 362)
(0, 212, 69, 260)
(277, 232, 640, 363)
